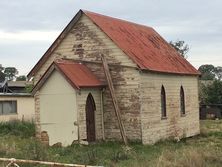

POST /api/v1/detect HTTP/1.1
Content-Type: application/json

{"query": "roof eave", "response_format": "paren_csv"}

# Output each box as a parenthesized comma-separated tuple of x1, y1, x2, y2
(141, 68, 201, 76)
(31, 63, 56, 95)
(79, 84, 106, 89)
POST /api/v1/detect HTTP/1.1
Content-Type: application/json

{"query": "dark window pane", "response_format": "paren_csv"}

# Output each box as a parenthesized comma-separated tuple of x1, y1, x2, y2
(161, 86, 166, 118)
(180, 86, 185, 115)
(0, 101, 17, 115)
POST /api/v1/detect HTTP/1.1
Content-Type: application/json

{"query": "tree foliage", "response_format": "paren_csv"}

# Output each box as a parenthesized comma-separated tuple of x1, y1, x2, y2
(198, 64, 222, 80)
(25, 84, 34, 93)
(198, 64, 216, 80)
(4, 67, 18, 81)
(199, 64, 222, 105)
(0, 73, 5, 82)
(169, 40, 189, 58)
(0, 64, 5, 82)
(214, 66, 222, 80)
(201, 80, 222, 105)
(0, 65, 23, 82)
(16, 75, 27, 81)
(0, 64, 4, 72)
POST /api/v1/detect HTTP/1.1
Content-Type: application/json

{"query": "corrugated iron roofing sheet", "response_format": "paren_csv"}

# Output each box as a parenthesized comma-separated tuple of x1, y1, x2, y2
(84, 10, 200, 75)
(54, 59, 104, 89)
(8, 81, 27, 87)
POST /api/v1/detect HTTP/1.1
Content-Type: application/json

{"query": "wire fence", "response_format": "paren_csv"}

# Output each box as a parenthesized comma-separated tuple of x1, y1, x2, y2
(0, 158, 103, 167)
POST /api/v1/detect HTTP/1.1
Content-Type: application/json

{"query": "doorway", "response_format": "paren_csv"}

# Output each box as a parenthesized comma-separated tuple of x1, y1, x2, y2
(85, 93, 96, 142)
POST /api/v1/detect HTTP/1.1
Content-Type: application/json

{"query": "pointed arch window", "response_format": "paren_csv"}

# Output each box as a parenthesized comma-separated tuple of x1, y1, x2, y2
(180, 86, 185, 115)
(161, 85, 167, 118)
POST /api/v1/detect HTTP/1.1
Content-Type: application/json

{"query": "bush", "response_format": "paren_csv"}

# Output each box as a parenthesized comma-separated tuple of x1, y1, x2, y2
(201, 79, 222, 105)
(0, 120, 35, 138)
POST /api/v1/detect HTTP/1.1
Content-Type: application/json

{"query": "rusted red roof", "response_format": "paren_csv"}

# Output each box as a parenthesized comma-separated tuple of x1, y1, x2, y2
(28, 10, 200, 78)
(84, 10, 199, 75)
(54, 60, 104, 89)
(32, 59, 104, 93)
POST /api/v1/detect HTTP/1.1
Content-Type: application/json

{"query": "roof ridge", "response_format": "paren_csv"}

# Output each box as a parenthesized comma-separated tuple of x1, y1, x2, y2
(82, 10, 153, 30)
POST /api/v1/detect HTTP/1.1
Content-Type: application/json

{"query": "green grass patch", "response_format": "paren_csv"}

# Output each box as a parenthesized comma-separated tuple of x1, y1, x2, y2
(0, 120, 35, 138)
(0, 120, 222, 166)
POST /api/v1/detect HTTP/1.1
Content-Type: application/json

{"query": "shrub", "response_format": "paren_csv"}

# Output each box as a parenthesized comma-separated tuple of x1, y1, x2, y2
(0, 120, 35, 138)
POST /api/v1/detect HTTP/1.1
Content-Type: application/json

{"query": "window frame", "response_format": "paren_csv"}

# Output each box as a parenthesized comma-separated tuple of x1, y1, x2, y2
(161, 85, 167, 119)
(0, 100, 17, 115)
(180, 86, 186, 116)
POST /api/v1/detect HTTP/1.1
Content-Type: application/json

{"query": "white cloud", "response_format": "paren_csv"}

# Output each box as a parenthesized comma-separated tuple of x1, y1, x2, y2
(0, 30, 60, 42)
(0, 0, 222, 74)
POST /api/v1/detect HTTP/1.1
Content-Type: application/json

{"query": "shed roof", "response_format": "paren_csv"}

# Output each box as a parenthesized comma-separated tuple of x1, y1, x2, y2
(32, 59, 104, 93)
(55, 59, 104, 89)
(8, 81, 26, 87)
(28, 10, 200, 77)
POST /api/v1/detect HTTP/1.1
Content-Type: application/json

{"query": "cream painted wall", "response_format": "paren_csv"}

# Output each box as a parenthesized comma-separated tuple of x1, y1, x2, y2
(0, 96, 34, 122)
(39, 70, 78, 146)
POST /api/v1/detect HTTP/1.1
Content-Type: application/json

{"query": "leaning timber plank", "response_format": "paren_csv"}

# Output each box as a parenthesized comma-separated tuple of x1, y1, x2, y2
(101, 54, 128, 145)
(0, 158, 103, 167)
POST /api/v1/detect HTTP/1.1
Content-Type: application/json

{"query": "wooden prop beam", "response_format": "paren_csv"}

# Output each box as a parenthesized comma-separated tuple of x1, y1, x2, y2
(101, 55, 128, 145)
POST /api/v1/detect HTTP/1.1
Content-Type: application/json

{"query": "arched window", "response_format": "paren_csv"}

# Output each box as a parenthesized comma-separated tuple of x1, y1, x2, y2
(180, 86, 185, 115)
(161, 85, 167, 118)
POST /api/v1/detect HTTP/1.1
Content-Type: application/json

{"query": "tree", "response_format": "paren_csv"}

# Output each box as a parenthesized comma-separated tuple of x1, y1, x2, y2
(0, 64, 4, 72)
(0, 64, 5, 82)
(198, 64, 216, 80)
(169, 40, 189, 58)
(25, 84, 34, 93)
(16, 75, 27, 81)
(0, 72, 5, 82)
(201, 80, 222, 105)
(198, 65, 222, 80)
(214, 66, 222, 80)
(4, 67, 18, 81)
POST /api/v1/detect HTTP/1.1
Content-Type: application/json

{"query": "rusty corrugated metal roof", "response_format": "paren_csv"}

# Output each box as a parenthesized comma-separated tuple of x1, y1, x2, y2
(54, 59, 104, 89)
(84, 10, 200, 75)
(28, 10, 200, 78)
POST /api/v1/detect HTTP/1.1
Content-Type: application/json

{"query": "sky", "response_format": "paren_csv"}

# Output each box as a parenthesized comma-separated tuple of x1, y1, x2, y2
(0, 0, 221, 75)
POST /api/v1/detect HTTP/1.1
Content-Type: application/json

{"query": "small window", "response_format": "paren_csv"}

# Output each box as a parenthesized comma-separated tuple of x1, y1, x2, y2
(0, 101, 17, 115)
(180, 86, 185, 115)
(161, 86, 167, 118)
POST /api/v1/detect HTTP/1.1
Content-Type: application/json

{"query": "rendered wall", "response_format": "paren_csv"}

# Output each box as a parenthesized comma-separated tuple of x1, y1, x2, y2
(0, 96, 34, 122)
(38, 70, 78, 146)
(36, 70, 103, 146)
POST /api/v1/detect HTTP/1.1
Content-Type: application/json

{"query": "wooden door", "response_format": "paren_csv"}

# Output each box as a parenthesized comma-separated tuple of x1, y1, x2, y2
(86, 93, 96, 142)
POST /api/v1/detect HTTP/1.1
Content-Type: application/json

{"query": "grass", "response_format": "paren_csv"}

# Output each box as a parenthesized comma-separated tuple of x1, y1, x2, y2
(0, 120, 35, 138)
(0, 120, 222, 166)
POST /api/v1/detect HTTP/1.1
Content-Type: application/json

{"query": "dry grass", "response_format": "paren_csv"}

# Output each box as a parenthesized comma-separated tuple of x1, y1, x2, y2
(0, 120, 222, 167)
(151, 120, 222, 167)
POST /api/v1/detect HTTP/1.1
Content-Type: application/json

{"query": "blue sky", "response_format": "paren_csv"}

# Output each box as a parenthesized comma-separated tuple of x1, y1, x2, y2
(0, 0, 221, 75)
